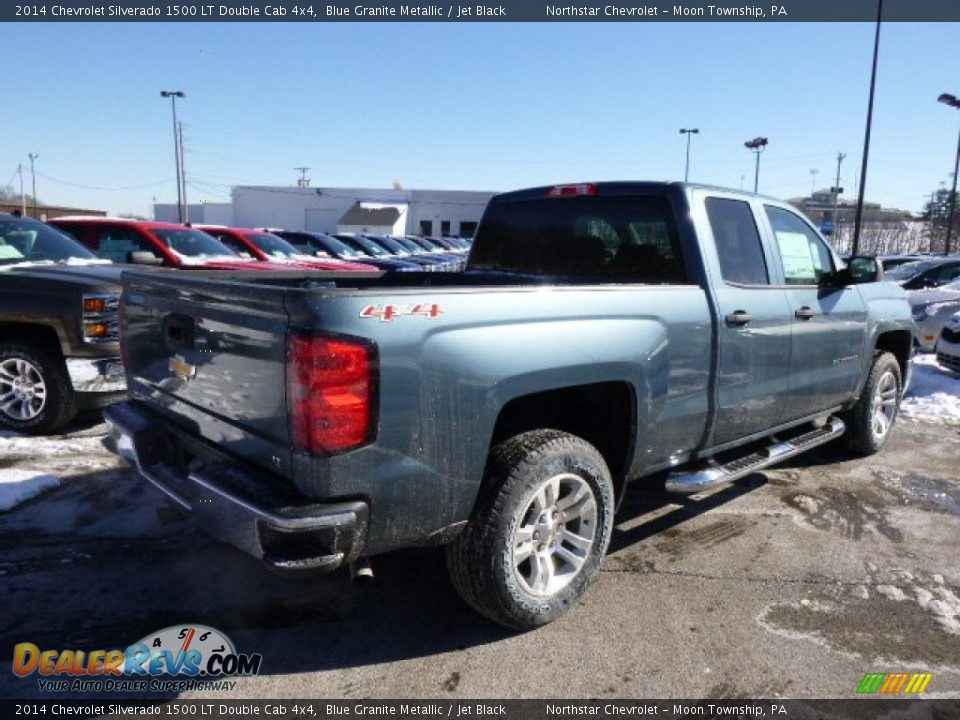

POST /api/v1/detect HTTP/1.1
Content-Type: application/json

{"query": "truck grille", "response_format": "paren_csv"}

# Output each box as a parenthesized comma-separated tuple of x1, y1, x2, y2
(937, 352, 960, 372)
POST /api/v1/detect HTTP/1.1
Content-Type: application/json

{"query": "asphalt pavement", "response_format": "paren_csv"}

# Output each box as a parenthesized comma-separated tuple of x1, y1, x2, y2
(0, 415, 958, 700)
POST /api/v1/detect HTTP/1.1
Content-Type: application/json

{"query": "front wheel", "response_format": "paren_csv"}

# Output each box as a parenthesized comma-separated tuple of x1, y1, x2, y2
(842, 351, 902, 456)
(446, 429, 614, 630)
(0, 342, 77, 434)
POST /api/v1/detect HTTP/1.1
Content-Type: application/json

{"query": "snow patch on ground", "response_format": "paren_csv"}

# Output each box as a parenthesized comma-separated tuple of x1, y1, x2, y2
(0, 470, 60, 512)
(900, 354, 960, 425)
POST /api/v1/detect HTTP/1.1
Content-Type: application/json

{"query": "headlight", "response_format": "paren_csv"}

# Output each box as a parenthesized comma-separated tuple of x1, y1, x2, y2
(81, 293, 120, 343)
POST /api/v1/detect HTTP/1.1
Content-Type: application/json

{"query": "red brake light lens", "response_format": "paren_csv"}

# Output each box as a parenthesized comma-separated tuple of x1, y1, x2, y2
(288, 334, 376, 455)
(545, 183, 597, 198)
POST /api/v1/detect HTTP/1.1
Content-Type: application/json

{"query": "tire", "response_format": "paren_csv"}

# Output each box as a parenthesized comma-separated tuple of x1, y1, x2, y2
(841, 351, 902, 456)
(0, 342, 77, 435)
(446, 429, 615, 630)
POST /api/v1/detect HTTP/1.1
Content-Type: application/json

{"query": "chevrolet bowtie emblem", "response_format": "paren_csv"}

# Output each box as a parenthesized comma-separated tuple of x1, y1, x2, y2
(169, 354, 197, 381)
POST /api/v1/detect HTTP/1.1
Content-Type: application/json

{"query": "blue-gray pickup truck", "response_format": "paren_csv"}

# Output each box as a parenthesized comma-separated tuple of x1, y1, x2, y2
(105, 182, 914, 629)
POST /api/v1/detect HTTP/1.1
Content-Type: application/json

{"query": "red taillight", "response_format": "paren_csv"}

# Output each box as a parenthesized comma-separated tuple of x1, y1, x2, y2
(287, 334, 376, 455)
(545, 183, 597, 198)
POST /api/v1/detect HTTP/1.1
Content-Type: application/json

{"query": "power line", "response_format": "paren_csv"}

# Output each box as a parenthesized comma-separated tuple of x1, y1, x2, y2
(34, 172, 175, 191)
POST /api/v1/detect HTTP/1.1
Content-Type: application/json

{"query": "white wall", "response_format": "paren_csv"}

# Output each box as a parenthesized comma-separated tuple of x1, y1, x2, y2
(232, 186, 494, 236)
(153, 202, 234, 225)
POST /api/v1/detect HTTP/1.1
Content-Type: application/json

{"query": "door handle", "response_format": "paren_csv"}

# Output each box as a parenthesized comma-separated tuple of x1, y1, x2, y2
(795, 306, 815, 321)
(725, 311, 753, 326)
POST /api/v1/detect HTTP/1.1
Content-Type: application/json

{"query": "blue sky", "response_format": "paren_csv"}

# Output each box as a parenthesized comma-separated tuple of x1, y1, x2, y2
(4, 21, 958, 215)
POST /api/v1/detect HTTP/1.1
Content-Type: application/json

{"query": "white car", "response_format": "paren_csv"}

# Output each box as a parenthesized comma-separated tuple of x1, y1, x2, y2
(936, 311, 960, 373)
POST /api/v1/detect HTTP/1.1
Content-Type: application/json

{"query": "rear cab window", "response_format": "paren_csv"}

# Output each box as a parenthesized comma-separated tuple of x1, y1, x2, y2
(469, 192, 688, 283)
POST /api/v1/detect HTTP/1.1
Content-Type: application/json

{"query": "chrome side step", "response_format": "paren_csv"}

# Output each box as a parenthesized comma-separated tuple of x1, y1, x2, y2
(665, 417, 846, 494)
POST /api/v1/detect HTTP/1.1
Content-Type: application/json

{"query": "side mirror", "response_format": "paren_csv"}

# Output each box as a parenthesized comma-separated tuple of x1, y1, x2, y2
(839, 256, 883, 285)
(128, 250, 164, 266)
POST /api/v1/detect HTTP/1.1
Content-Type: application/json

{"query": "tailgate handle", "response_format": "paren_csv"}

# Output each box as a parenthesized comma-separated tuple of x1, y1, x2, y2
(164, 314, 196, 350)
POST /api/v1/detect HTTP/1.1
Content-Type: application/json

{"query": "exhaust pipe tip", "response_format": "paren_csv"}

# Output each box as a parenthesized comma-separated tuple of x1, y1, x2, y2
(350, 557, 374, 582)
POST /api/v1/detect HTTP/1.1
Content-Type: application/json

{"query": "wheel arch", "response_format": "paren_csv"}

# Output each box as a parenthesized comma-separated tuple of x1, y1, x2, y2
(487, 381, 637, 503)
(0, 322, 66, 358)
(873, 328, 912, 381)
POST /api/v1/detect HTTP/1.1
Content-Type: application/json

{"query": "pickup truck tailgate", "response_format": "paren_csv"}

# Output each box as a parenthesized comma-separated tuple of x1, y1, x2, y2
(122, 271, 293, 477)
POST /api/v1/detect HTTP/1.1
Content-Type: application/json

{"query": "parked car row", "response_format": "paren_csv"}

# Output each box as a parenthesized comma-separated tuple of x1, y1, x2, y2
(48, 216, 473, 274)
(882, 257, 960, 352)
(272, 229, 470, 272)
(0, 212, 473, 433)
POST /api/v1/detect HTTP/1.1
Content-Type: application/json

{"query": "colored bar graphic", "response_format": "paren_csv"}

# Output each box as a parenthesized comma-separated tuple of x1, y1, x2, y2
(857, 672, 932, 694)
(857, 673, 886, 693)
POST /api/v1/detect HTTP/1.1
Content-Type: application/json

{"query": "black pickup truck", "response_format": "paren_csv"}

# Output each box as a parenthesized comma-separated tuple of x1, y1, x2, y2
(0, 213, 124, 433)
(105, 183, 914, 629)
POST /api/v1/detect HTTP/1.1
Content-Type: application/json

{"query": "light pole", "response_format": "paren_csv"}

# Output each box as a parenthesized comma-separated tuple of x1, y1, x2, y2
(851, 0, 883, 257)
(809, 168, 818, 195)
(938, 92, 960, 256)
(744, 137, 768, 193)
(27, 153, 39, 218)
(160, 90, 186, 223)
(679, 128, 699, 183)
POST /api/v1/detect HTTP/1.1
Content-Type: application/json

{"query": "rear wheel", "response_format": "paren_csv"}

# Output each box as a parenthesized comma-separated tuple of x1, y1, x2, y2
(842, 351, 901, 456)
(446, 429, 614, 630)
(0, 343, 77, 434)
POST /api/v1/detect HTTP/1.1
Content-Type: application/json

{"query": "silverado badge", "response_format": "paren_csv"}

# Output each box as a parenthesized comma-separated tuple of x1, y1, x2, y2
(169, 354, 197, 381)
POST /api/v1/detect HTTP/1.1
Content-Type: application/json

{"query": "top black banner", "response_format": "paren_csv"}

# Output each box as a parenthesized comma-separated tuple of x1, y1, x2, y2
(5, 0, 960, 22)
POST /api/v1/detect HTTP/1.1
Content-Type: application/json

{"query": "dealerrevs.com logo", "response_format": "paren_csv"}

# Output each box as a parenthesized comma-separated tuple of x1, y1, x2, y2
(13, 625, 262, 693)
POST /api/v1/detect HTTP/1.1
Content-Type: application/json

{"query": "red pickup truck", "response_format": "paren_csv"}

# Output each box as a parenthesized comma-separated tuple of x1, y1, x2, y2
(194, 225, 376, 272)
(49, 217, 308, 272)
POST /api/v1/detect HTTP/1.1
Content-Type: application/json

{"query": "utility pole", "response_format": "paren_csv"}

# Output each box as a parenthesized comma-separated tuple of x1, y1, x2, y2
(179, 121, 189, 223)
(18, 164, 26, 216)
(160, 90, 186, 223)
(851, 0, 883, 257)
(831, 152, 846, 249)
(810, 168, 818, 195)
(27, 153, 39, 218)
(679, 128, 699, 183)
(295, 167, 311, 188)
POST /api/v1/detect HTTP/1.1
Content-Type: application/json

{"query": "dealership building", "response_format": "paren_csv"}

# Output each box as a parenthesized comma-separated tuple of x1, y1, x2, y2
(154, 185, 495, 237)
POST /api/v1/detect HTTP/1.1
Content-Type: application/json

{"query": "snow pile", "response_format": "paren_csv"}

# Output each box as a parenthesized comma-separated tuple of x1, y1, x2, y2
(0, 469, 59, 512)
(900, 354, 960, 425)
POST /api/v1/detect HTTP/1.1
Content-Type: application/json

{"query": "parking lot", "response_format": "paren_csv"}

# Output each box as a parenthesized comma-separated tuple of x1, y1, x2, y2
(1, 357, 958, 701)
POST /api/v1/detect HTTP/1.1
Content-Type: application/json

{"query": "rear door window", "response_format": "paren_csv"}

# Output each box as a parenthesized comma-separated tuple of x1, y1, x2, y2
(705, 198, 769, 286)
(470, 194, 687, 283)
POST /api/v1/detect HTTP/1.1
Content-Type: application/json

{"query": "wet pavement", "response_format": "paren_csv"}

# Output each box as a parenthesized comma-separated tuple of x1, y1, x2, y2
(0, 416, 958, 699)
